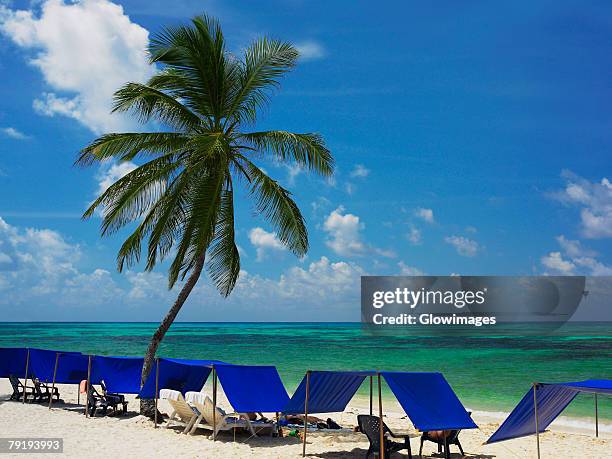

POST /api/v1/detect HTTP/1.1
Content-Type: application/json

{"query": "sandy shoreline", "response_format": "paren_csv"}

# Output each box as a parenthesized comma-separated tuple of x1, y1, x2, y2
(0, 380, 609, 458)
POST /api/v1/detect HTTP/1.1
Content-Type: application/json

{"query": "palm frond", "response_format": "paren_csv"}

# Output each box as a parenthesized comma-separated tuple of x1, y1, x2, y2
(226, 38, 297, 126)
(237, 156, 308, 257)
(112, 83, 202, 131)
(77, 132, 189, 166)
(240, 131, 334, 176)
(206, 177, 240, 296)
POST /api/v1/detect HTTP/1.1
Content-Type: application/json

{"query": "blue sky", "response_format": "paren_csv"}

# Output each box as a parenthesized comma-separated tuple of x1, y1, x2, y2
(0, 0, 610, 321)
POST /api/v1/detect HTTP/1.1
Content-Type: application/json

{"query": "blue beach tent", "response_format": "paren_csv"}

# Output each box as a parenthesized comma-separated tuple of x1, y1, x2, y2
(90, 356, 144, 394)
(283, 370, 376, 414)
(215, 364, 290, 413)
(139, 358, 222, 398)
(0, 347, 28, 377)
(487, 379, 612, 447)
(381, 372, 477, 431)
(28, 349, 88, 384)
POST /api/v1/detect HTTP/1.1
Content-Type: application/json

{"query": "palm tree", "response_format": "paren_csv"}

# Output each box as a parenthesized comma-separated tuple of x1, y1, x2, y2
(76, 15, 333, 411)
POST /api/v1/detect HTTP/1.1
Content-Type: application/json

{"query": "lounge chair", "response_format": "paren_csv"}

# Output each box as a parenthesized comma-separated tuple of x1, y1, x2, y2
(357, 414, 413, 458)
(185, 392, 270, 437)
(160, 389, 200, 433)
(86, 384, 125, 416)
(32, 378, 60, 403)
(8, 375, 36, 402)
(100, 380, 128, 414)
(419, 429, 464, 459)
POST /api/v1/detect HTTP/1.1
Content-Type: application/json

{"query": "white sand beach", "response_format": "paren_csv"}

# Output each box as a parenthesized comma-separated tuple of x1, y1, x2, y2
(0, 381, 609, 458)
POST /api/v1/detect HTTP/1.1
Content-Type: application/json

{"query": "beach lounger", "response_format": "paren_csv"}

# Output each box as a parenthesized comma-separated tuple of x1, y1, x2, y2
(419, 428, 464, 459)
(160, 389, 200, 433)
(32, 378, 60, 403)
(8, 375, 36, 402)
(100, 380, 128, 414)
(185, 392, 270, 437)
(87, 385, 110, 416)
(357, 414, 413, 459)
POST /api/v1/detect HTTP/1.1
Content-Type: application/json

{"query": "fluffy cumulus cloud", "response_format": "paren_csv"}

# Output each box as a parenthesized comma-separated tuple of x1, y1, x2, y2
(415, 207, 434, 223)
(541, 235, 612, 275)
(552, 171, 612, 239)
(295, 40, 326, 61)
(444, 235, 479, 257)
(323, 206, 366, 257)
(0, 0, 154, 133)
(323, 206, 395, 258)
(248, 227, 285, 261)
(1, 127, 28, 139)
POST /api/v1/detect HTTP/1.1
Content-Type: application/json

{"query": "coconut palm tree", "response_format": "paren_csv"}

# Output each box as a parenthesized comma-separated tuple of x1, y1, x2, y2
(76, 14, 333, 410)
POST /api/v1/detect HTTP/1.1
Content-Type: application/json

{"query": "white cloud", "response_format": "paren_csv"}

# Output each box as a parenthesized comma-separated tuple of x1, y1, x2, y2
(406, 226, 421, 245)
(415, 207, 434, 223)
(0, 0, 154, 133)
(350, 164, 370, 178)
(323, 206, 366, 257)
(541, 251, 575, 275)
(248, 227, 285, 261)
(444, 235, 479, 257)
(398, 261, 423, 276)
(295, 40, 326, 61)
(552, 171, 612, 239)
(555, 235, 596, 258)
(285, 163, 302, 186)
(1, 127, 28, 139)
(541, 235, 611, 276)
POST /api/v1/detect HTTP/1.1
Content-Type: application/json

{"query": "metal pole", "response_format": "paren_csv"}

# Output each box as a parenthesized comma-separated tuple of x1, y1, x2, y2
(85, 355, 92, 418)
(533, 383, 540, 459)
(369, 375, 373, 416)
(22, 348, 30, 404)
(302, 371, 311, 458)
(48, 352, 59, 409)
(212, 366, 217, 441)
(595, 394, 599, 438)
(378, 373, 385, 459)
(154, 358, 160, 428)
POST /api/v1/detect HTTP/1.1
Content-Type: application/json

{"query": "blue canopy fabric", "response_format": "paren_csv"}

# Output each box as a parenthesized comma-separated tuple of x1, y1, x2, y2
(32, 351, 89, 384)
(139, 358, 218, 398)
(28, 349, 87, 383)
(0, 348, 27, 378)
(283, 371, 376, 414)
(487, 380, 612, 444)
(90, 356, 144, 394)
(215, 364, 290, 413)
(381, 372, 478, 431)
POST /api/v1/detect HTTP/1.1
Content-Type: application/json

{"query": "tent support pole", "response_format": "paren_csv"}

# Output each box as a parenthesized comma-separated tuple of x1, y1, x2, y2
(48, 352, 59, 410)
(22, 348, 30, 404)
(533, 383, 540, 459)
(595, 394, 598, 438)
(212, 365, 217, 441)
(378, 372, 385, 459)
(154, 357, 159, 428)
(302, 370, 311, 458)
(85, 355, 92, 418)
(77, 385, 80, 405)
(369, 375, 373, 416)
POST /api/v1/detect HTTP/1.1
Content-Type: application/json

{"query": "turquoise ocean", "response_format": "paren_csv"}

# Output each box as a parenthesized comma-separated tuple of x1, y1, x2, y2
(0, 322, 610, 422)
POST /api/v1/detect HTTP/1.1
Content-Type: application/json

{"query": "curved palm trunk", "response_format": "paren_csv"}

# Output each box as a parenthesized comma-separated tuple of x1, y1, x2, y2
(139, 252, 206, 416)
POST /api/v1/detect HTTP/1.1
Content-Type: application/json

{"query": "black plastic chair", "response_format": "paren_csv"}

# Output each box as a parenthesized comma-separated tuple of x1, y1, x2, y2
(100, 380, 128, 414)
(419, 428, 465, 459)
(87, 385, 110, 417)
(357, 414, 412, 458)
(32, 378, 60, 403)
(8, 375, 36, 401)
